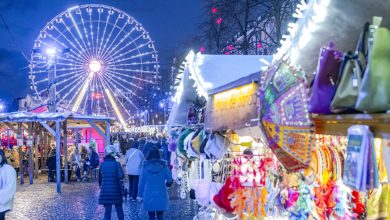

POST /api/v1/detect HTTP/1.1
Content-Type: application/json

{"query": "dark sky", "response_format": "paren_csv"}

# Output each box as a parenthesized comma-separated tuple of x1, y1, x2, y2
(0, 0, 202, 110)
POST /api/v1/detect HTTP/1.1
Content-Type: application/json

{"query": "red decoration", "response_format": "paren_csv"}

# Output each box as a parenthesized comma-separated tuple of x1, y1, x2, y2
(91, 92, 104, 99)
(224, 51, 230, 55)
(216, 18, 223, 25)
(227, 45, 233, 51)
(211, 7, 217, 14)
(199, 47, 205, 53)
(257, 42, 263, 49)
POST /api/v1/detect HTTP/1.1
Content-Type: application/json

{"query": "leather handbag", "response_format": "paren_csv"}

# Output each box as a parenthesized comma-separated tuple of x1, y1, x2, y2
(356, 17, 390, 112)
(309, 41, 342, 114)
(331, 22, 369, 112)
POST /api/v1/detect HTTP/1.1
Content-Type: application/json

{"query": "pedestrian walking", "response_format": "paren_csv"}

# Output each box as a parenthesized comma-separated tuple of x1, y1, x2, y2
(98, 145, 125, 220)
(0, 149, 17, 220)
(138, 147, 173, 220)
(125, 141, 144, 201)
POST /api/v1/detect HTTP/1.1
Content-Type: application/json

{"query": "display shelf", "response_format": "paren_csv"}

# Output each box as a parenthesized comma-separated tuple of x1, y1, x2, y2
(313, 113, 390, 138)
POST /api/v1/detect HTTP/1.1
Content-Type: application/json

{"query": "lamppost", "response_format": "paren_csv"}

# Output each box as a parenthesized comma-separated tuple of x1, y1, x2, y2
(32, 47, 70, 113)
(159, 100, 166, 124)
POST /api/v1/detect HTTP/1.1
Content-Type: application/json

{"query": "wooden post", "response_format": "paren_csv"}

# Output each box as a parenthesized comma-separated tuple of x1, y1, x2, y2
(34, 125, 40, 179)
(105, 120, 110, 147)
(63, 120, 68, 183)
(28, 122, 34, 184)
(17, 123, 24, 185)
(55, 121, 61, 193)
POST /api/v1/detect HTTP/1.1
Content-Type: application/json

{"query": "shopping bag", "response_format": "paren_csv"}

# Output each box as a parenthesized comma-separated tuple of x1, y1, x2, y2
(309, 41, 343, 114)
(331, 22, 369, 112)
(356, 17, 390, 112)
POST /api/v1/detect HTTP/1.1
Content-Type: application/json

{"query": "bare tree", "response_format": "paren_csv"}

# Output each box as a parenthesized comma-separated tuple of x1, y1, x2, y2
(198, 0, 300, 55)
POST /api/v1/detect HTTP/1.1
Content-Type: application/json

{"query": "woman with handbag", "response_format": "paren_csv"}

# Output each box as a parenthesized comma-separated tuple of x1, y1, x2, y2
(138, 147, 173, 220)
(98, 145, 125, 220)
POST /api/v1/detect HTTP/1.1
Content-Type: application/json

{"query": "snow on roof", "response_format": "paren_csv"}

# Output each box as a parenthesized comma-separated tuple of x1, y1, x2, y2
(168, 51, 272, 129)
(0, 111, 113, 122)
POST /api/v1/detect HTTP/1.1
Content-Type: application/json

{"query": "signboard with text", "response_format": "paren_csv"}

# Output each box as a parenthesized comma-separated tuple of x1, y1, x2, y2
(205, 82, 259, 131)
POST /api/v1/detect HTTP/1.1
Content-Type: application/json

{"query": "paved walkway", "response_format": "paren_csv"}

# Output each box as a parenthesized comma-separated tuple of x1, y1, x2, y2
(8, 176, 198, 220)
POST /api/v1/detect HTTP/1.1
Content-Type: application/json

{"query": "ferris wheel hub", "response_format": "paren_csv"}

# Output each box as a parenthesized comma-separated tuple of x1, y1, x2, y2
(89, 59, 102, 73)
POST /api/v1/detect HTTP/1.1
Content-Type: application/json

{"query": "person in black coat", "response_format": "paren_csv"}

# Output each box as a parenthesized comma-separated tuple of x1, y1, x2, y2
(98, 145, 124, 220)
(46, 145, 62, 182)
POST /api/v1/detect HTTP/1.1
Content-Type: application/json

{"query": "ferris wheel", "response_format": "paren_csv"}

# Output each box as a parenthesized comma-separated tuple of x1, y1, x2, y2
(29, 4, 159, 126)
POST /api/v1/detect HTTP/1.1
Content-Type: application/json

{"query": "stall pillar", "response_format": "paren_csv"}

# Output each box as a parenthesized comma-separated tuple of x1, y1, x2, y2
(34, 126, 40, 179)
(17, 123, 24, 185)
(55, 121, 61, 193)
(63, 121, 68, 183)
(105, 121, 110, 148)
(28, 122, 34, 184)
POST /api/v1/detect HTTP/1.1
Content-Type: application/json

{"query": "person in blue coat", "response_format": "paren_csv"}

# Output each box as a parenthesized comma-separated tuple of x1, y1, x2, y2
(98, 145, 124, 220)
(138, 147, 173, 220)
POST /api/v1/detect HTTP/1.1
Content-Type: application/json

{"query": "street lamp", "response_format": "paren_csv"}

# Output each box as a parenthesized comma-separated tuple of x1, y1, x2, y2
(32, 47, 70, 113)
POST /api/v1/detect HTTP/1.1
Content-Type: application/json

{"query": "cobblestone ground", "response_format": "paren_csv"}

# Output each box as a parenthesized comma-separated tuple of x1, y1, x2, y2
(8, 176, 198, 220)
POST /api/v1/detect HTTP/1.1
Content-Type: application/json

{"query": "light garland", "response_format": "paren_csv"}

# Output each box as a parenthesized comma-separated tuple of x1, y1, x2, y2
(273, 0, 330, 64)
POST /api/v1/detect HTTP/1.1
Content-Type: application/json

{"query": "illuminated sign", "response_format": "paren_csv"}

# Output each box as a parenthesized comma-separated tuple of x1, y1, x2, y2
(205, 83, 259, 131)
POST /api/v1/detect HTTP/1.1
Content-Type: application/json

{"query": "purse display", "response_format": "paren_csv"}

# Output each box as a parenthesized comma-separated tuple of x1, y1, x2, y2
(356, 17, 390, 112)
(331, 22, 369, 112)
(309, 41, 343, 114)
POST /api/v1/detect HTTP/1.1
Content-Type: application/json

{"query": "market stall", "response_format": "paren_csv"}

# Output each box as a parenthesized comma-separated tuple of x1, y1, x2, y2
(169, 0, 390, 219)
(0, 111, 113, 193)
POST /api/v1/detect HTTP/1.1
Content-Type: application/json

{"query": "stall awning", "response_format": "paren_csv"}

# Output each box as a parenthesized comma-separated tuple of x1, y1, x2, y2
(0, 111, 113, 123)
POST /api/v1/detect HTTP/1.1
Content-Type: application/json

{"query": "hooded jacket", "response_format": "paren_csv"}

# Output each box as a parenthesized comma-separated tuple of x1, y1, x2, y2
(138, 159, 173, 212)
(0, 164, 17, 212)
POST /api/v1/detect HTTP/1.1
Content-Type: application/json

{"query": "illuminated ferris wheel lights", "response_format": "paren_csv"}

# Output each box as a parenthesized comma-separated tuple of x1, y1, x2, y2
(89, 60, 102, 72)
(46, 48, 57, 56)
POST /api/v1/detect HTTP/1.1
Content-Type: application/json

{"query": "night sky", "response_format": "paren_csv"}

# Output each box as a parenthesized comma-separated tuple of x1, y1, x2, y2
(0, 0, 202, 110)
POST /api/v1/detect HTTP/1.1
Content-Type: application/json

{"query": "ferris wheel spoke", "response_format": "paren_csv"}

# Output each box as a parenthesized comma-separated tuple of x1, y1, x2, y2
(99, 15, 121, 58)
(99, 75, 131, 126)
(97, 13, 111, 58)
(105, 41, 152, 63)
(102, 33, 144, 61)
(104, 71, 142, 93)
(57, 20, 91, 61)
(57, 73, 88, 103)
(68, 12, 94, 60)
(64, 75, 89, 110)
(56, 54, 84, 63)
(107, 51, 155, 67)
(78, 11, 94, 56)
(106, 60, 157, 67)
(41, 34, 86, 63)
(88, 11, 96, 56)
(95, 10, 101, 56)
(96, 76, 112, 116)
(106, 66, 157, 75)
(105, 69, 153, 84)
(70, 75, 93, 112)
(99, 19, 128, 59)
(52, 25, 89, 62)
(100, 26, 136, 60)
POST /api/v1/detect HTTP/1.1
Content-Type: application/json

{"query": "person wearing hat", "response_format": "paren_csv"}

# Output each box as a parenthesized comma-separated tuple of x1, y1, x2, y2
(98, 145, 124, 220)
(0, 149, 17, 220)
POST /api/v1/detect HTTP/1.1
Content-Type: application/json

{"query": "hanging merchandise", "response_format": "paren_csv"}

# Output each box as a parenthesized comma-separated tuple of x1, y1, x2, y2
(259, 60, 314, 172)
(356, 17, 390, 112)
(309, 41, 343, 114)
(382, 139, 390, 183)
(343, 125, 378, 191)
(204, 132, 228, 160)
(331, 22, 369, 113)
(177, 128, 194, 158)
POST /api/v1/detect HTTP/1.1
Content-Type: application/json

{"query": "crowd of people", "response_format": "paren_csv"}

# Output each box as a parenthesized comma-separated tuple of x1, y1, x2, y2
(99, 135, 173, 220)
(0, 134, 174, 220)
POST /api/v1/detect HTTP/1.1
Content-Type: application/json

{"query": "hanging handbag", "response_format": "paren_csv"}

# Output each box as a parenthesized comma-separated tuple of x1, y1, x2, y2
(309, 41, 343, 114)
(331, 22, 369, 112)
(356, 17, 390, 112)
